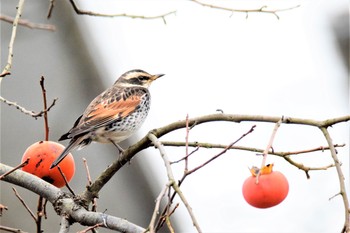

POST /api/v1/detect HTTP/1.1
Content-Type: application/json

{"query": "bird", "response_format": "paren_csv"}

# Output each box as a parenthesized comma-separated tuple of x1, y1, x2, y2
(50, 69, 164, 169)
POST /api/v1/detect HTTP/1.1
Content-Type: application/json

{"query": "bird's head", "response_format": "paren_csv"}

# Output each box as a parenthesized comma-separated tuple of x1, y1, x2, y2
(115, 69, 164, 88)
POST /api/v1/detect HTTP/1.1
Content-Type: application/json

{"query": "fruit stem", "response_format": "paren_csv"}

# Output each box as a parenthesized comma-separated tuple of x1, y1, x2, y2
(256, 117, 283, 183)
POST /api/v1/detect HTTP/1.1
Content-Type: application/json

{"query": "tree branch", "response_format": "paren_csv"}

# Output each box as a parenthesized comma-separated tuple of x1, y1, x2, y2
(0, 95, 58, 119)
(81, 114, 350, 204)
(0, 14, 56, 31)
(68, 0, 176, 23)
(160, 141, 345, 156)
(189, 0, 300, 19)
(148, 133, 202, 233)
(319, 127, 349, 232)
(0, 113, 349, 232)
(0, 164, 145, 232)
(0, 0, 25, 78)
(0, 225, 27, 233)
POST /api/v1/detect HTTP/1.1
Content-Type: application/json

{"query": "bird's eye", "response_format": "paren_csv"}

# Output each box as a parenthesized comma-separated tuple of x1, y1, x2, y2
(138, 76, 149, 81)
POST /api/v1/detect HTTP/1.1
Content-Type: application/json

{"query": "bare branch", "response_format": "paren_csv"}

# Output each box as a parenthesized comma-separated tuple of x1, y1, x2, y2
(0, 14, 56, 31)
(81, 114, 350, 205)
(57, 166, 75, 196)
(149, 133, 202, 233)
(0, 0, 25, 78)
(78, 223, 104, 233)
(319, 127, 349, 232)
(12, 187, 37, 221)
(0, 158, 29, 180)
(0, 225, 28, 233)
(190, 0, 300, 19)
(68, 0, 176, 22)
(83, 158, 98, 212)
(0, 95, 58, 119)
(0, 203, 8, 216)
(0, 164, 145, 232)
(149, 183, 170, 233)
(47, 0, 55, 19)
(161, 141, 346, 156)
(164, 140, 338, 177)
(40, 76, 50, 141)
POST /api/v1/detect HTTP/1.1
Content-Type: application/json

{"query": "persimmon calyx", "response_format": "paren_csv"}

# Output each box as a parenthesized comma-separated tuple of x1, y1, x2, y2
(249, 163, 274, 177)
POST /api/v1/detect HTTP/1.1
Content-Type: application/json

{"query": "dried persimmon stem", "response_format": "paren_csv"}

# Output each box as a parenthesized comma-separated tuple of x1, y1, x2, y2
(256, 117, 283, 184)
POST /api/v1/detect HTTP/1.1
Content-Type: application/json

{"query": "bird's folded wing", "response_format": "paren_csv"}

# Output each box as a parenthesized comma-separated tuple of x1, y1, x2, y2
(68, 93, 144, 137)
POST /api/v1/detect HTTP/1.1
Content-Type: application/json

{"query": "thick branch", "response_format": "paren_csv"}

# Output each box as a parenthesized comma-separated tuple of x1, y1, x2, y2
(57, 198, 145, 232)
(0, 164, 145, 232)
(0, 163, 64, 202)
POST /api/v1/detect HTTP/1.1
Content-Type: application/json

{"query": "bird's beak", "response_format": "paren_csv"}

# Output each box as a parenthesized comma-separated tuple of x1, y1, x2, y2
(152, 73, 165, 80)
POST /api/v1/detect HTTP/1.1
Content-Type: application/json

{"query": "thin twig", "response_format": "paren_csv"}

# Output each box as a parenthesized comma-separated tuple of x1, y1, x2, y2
(282, 156, 334, 179)
(78, 223, 104, 233)
(69, 0, 176, 23)
(0, 225, 28, 233)
(0, 158, 29, 180)
(0, 203, 9, 216)
(149, 133, 202, 233)
(188, 125, 256, 176)
(40, 76, 49, 141)
(36, 196, 44, 233)
(149, 183, 170, 233)
(12, 187, 37, 221)
(83, 158, 98, 212)
(319, 127, 349, 232)
(47, 0, 55, 19)
(0, 14, 56, 31)
(190, 0, 300, 19)
(156, 125, 256, 230)
(43, 198, 48, 219)
(167, 140, 336, 177)
(57, 166, 75, 196)
(185, 114, 190, 172)
(0, 0, 26, 78)
(162, 141, 345, 156)
(83, 158, 93, 185)
(0, 95, 58, 119)
(171, 146, 200, 164)
(165, 203, 178, 233)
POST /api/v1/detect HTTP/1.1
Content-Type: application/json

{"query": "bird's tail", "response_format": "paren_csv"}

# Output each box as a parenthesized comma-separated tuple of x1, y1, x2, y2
(50, 137, 81, 169)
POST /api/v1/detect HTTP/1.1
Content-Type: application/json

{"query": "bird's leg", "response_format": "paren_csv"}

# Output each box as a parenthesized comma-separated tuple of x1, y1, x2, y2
(109, 139, 124, 154)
